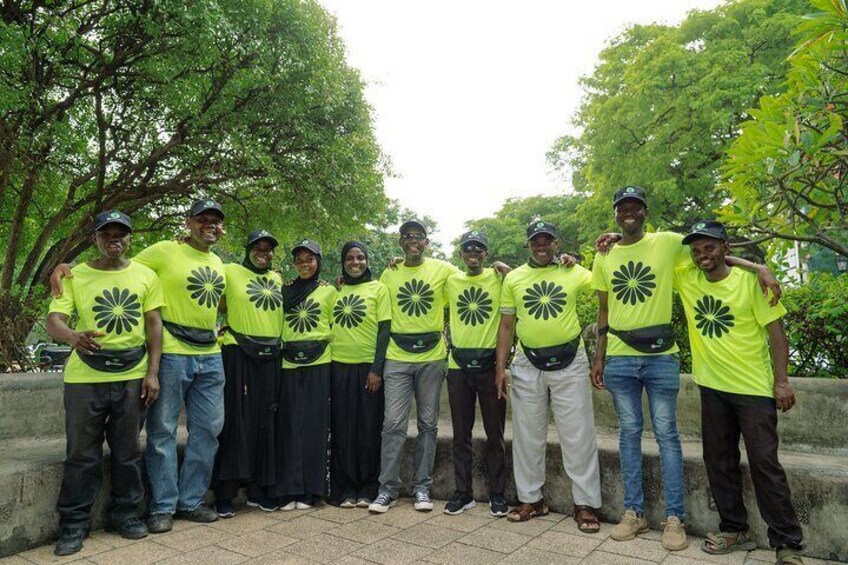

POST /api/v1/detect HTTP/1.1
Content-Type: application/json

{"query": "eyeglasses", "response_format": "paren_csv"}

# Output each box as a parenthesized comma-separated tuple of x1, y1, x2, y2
(401, 233, 427, 241)
(462, 244, 486, 253)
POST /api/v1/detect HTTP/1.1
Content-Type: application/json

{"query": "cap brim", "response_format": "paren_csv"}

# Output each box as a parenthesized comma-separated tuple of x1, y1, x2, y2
(681, 231, 724, 245)
(96, 221, 133, 233)
(461, 239, 488, 248)
(191, 207, 225, 219)
(613, 196, 647, 208)
(399, 221, 427, 235)
(292, 244, 321, 257)
(249, 236, 279, 247)
(528, 230, 556, 240)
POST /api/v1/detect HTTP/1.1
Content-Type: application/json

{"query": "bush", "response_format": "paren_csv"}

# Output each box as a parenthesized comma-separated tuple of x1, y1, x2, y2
(781, 273, 848, 379)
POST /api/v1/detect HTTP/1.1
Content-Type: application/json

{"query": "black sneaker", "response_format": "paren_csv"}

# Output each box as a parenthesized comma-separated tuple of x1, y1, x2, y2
(216, 499, 235, 518)
(175, 504, 218, 523)
(444, 492, 476, 515)
(147, 513, 173, 534)
(54, 528, 87, 556)
(489, 493, 508, 517)
(246, 497, 279, 512)
(106, 517, 148, 539)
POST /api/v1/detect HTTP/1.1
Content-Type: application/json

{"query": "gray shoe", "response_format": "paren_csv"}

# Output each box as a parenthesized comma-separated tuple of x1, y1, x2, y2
(54, 528, 87, 556)
(106, 517, 148, 540)
(176, 504, 219, 523)
(147, 513, 174, 534)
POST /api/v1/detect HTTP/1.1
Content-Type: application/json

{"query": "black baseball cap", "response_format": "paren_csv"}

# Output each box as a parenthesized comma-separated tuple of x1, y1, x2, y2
(526, 219, 557, 240)
(682, 220, 729, 245)
(246, 229, 279, 248)
(188, 198, 225, 218)
(292, 238, 322, 258)
(460, 230, 488, 249)
(94, 211, 132, 232)
(399, 218, 427, 237)
(612, 185, 648, 208)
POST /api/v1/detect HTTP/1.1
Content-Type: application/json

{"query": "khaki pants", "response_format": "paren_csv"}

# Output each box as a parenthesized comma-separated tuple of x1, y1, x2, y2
(509, 347, 602, 507)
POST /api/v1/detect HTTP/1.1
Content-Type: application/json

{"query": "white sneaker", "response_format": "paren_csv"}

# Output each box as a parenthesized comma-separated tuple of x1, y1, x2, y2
(295, 501, 312, 510)
(280, 501, 296, 512)
(368, 493, 396, 514)
(413, 491, 434, 512)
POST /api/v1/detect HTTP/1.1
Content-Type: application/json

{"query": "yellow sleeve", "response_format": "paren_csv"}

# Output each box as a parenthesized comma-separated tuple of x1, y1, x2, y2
(49, 277, 76, 317)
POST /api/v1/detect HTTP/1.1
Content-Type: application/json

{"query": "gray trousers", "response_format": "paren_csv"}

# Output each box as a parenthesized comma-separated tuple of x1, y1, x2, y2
(510, 347, 602, 507)
(378, 359, 446, 498)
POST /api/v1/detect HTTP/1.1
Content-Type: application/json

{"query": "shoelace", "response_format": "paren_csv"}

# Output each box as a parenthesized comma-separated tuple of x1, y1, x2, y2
(415, 492, 430, 502)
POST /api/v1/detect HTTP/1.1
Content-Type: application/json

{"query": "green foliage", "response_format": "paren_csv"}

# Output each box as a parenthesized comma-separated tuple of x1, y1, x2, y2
(457, 194, 589, 268)
(781, 273, 848, 378)
(721, 0, 848, 257)
(0, 0, 385, 366)
(550, 0, 807, 239)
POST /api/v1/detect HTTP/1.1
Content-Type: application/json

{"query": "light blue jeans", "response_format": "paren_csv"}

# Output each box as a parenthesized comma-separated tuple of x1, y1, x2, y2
(377, 359, 446, 499)
(145, 353, 225, 514)
(604, 354, 685, 519)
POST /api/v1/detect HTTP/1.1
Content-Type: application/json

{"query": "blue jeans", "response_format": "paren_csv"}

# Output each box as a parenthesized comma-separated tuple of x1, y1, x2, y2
(378, 359, 446, 499)
(604, 354, 684, 519)
(145, 353, 225, 514)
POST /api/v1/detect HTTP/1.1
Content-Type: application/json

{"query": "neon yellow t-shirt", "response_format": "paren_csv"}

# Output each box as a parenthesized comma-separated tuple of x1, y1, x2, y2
(221, 264, 283, 345)
(134, 240, 226, 355)
(674, 265, 786, 397)
(49, 261, 164, 383)
(331, 281, 392, 364)
(380, 258, 459, 363)
(501, 263, 591, 351)
(591, 231, 691, 356)
(281, 284, 337, 368)
(445, 268, 502, 370)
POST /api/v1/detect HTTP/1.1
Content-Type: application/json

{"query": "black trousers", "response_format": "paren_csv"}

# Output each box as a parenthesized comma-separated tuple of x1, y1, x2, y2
(700, 385, 803, 549)
(329, 362, 384, 504)
(57, 380, 145, 529)
(446, 368, 507, 495)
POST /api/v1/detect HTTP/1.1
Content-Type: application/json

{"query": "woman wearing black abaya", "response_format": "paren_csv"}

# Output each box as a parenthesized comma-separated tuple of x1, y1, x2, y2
(214, 230, 283, 517)
(328, 242, 392, 508)
(275, 239, 337, 510)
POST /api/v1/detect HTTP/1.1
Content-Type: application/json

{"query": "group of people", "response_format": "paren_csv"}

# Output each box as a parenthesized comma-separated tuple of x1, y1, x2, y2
(46, 187, 806, 565)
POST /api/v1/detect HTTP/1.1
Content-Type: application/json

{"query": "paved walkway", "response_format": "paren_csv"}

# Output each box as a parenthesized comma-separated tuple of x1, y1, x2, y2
(3, 500, 840, 565)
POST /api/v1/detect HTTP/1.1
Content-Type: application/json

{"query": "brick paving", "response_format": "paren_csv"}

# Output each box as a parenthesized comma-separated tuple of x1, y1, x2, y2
(4, 500, 841, 565)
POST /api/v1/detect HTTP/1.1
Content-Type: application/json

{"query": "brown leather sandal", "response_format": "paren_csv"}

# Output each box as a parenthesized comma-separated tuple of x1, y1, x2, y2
(507, 498, 550, 522)
(573, 505, 600, 533)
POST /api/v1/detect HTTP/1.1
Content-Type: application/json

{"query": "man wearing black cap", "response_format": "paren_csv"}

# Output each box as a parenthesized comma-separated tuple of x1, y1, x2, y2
(495, 219, 602, 529)
(134, 199, 228, 530)
(590, 186, 781, 550)
(370, 218, 461, 513)
(47, 211, 164, 555)
(442, 230, 508, 516)
(675, 220, 804, 565)
(213, 229, 284, 517)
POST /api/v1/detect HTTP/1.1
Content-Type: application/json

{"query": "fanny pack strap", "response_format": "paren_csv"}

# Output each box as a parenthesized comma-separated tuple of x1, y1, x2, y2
(76, 345, 147, 373)
(162, 320, 217, 347)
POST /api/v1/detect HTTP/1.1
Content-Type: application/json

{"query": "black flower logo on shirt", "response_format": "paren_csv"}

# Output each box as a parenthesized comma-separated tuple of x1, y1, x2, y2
(456, 287, 493, 326)
(186, 266, 224, 308)
(522, 281, 566, 320)
(334, 294, 367, 328)
(246, 277, 283, 311)
(92, 287, 142, 335)
(611, 261, 656, 305)
(286, 298, 321, 333)
(694, 295, 735, 338)
(397, 279, 434, 317)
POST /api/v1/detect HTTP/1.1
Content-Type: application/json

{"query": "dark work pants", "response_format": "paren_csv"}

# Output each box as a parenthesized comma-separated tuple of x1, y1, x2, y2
(700, 385, 803, 549)
(446, 367, 507, 495)
(57, 380, 145, 530)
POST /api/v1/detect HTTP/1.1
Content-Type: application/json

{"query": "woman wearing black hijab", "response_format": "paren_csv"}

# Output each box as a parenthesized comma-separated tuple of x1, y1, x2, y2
(214, 230, 283, 517)
(275, 239, 337, 510)
(329, 242, 392, 507)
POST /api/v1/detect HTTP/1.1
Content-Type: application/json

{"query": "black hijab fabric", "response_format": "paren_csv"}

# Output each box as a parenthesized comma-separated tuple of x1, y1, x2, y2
(242, 241, 273, 275)
(283, 251, 322, 314)
(341, 241, 373, 286)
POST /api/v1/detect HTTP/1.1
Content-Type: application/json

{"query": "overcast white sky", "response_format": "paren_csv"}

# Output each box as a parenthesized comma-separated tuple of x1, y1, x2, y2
(319, 0, 724, 247)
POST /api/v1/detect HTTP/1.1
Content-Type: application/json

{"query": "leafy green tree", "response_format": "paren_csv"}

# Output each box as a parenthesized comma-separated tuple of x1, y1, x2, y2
(549, 0, 807, 238)
(721, 0, 848, 258)
(0, 0, 385, 367)
(457, 194, 588, 269)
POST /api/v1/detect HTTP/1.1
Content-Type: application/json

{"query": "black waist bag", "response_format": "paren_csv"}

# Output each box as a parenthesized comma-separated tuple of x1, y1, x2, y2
(609, 324, 675, 354)
(229, 329, 281, 361)
(522, 336, 580, 372)
(77, 345, 147, 373)
(391, 332, 442, 354)
(163, 320, 217, 347)
(451, 348, 496, 373)
(282, 340, 329, 364)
